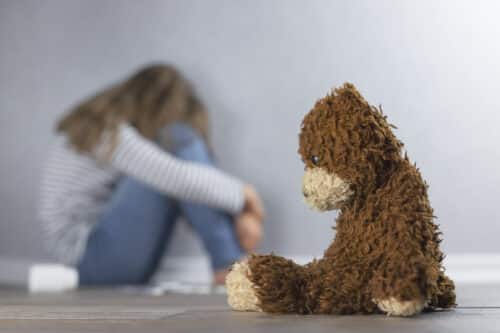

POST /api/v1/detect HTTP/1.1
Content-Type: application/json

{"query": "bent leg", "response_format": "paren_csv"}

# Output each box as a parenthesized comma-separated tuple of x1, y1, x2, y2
(78, 178, 179, 285)
(164, 123, 244, 271)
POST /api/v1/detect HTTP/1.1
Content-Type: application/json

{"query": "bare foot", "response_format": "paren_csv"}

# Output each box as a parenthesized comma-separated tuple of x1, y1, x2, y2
(213, 255, 249, 285)
(213, 268, 230, 285)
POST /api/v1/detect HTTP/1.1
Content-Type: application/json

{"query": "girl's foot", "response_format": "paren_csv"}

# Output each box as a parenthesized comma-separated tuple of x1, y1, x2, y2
(213, 255, 249, 285)
(213, 268, 230, 285)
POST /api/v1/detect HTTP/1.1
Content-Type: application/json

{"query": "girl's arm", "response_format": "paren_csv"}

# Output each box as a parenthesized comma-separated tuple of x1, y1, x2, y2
(105, 125, 245, 214)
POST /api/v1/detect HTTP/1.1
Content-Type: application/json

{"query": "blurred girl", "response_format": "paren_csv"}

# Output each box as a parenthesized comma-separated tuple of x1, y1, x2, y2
(38, 64, 263, 285)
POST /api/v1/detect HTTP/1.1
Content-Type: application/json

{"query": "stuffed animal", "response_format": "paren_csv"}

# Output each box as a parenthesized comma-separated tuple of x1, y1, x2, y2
(226, 83, 456, 316)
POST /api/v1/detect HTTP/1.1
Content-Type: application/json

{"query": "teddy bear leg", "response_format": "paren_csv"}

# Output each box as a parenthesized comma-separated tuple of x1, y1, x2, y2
(226, 254, 306, 313)
(225, 260, 261, 311)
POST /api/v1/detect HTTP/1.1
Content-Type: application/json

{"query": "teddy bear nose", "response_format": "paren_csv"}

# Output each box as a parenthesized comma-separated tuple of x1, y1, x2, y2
(302, 189, 309, 197)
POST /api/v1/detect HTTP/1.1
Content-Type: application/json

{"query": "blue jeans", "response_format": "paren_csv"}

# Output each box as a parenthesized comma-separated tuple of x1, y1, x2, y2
(78, 123, 244, 285)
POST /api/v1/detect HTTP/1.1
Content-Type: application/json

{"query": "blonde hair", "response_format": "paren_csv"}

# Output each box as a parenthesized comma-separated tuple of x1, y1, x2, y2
(57, 64, 209, 154)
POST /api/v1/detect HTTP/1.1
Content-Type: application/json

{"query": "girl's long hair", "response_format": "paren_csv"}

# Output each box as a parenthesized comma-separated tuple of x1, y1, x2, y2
(57, 64, 209, 155)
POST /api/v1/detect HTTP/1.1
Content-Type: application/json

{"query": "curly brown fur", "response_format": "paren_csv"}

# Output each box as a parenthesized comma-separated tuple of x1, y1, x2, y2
(226, 83, 455, 316)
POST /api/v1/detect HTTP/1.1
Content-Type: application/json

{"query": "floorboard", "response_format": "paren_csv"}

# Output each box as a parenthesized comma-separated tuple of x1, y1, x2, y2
(0, 284, 498, 333)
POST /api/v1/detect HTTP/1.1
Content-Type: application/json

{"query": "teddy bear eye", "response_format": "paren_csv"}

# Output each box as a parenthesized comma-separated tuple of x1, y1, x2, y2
(311, 155, 320, 165)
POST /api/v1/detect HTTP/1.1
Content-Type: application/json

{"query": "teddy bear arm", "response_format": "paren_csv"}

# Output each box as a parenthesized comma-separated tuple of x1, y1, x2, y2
(428, 272, 456, 309)
(369, 254, 436, 316)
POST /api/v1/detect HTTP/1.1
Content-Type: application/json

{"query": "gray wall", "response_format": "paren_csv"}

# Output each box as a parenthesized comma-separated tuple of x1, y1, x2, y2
(1, 0, 499, 261)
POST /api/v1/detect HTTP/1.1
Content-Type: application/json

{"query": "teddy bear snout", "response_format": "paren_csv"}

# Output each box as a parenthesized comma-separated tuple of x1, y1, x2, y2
(302, 167, 353, 211)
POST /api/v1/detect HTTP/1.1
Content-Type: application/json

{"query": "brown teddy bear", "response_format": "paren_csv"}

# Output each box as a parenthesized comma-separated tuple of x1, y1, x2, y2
(226, 83, 456, 316)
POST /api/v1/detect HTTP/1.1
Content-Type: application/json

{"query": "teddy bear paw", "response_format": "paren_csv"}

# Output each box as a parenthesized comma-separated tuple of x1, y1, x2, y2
(225, 261, 261, 312)
(374, 297, 427, 317)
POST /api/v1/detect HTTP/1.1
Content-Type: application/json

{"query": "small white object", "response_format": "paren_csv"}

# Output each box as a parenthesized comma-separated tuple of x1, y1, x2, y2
(28, 264, 79, 293)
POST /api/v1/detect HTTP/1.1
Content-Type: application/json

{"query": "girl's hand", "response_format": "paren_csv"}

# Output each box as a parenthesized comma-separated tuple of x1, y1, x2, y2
(236, 212, 263, 252)
(236, 184, 264, 251)
(242, 184, 265, 221)
(235, 184, 264, 251)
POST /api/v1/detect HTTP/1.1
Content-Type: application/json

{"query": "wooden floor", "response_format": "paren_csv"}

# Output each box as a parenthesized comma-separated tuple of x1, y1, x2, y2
(0, 284, 498, 333)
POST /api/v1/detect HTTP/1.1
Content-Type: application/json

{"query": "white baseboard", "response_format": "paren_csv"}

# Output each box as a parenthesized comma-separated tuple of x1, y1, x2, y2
(442, 253, 500, 284)
(152, 253, 500, 285)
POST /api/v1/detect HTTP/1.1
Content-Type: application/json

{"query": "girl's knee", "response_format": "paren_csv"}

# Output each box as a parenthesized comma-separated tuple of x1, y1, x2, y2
(167, 122, 201, 143)
(160, 122, 213, 164)
(158, 122, 204, 151)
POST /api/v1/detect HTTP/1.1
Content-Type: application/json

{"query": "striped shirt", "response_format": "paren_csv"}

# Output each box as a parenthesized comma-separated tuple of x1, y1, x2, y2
(38, 124, 244, 265)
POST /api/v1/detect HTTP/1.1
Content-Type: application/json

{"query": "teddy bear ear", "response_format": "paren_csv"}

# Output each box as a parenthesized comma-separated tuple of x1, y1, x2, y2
(331, 83, 369, 110)
(331, 84, 404, 156)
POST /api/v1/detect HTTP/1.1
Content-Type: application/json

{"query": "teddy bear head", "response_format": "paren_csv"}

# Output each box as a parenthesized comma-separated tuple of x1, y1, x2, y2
(299, 83, 403, 211)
